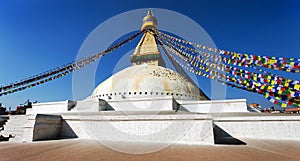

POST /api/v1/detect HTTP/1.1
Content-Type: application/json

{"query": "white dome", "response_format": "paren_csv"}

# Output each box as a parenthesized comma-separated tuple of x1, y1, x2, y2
(92, 65, 208, 100)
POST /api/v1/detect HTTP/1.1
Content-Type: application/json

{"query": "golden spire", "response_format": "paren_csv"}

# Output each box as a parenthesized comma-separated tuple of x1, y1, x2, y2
(130, 9, 165, 67)
(141, 9, 158, 31)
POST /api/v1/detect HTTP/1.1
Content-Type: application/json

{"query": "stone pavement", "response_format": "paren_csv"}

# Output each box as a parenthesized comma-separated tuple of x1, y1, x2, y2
(0, 139, 299, 161)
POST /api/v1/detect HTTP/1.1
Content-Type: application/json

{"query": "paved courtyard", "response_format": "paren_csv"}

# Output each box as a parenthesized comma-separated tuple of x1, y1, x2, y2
(0, 139, 300, 161)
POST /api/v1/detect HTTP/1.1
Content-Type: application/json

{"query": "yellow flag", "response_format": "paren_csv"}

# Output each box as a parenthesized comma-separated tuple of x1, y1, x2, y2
(284, 82, 289, 87)
(271, 80, 275, 85)
(282, 103, 287, 108)
(268, 86, 273, 90)
(253, 76, 257, 81)
(264, 93, 269, 98)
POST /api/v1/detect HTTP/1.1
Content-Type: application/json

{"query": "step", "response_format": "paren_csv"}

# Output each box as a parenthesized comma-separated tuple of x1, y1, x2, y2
(11, 136, 23, 140)
(8, 119, 27, 122)
(3, 123, 25, 128)
(4, 125, 26, 129)
(7, 117, 27, 122)
(3, 128, 25, 131)
(4, 122, 26, 126)
(8, 117, 27, 121)
(3, 126, 25, 129)
(9, 115, 27, 118)
(1, 131, 23, 137)
(4, 127, 25, 131)
(1, 115, 29, 143)
(9, 138, 24, 143)
(12, 136, 24, 140)
(0, 132, 14, 137)
(1, 128, 24, 133)
(4, 122, 25, 125)
(5, 123, 24, 127)
(9, 116, 27, 118)
(5, 119, 27, 123)
(2, 129, 24, 133)
(12, 133, 23, 137)
(8, 120, 27, 122)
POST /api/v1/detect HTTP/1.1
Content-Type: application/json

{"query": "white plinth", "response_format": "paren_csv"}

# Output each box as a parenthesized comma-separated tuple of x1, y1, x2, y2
(178, 99, 248, 113)
(214, 115, 300, 140)
(29, 100, 75, 114)
(60, 111, 214, 145)
(106, 96, 178, 111)
(74, 99, 105, 111)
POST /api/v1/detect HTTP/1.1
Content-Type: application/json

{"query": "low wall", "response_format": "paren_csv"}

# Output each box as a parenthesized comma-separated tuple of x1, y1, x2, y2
(75, 99, 105, 111)
(214, 115, 300, 140)
(30, 100, 75, 114)
(107, 96, 178, 111)
(178, 99, 248, 113)
(60, 112, 214, 145)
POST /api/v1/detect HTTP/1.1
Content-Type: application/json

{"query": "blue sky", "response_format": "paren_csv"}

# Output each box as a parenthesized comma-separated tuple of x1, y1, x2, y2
(0, 0, 299, 109)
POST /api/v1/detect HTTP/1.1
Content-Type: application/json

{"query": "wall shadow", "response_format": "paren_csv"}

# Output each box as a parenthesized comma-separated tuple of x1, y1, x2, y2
(59, 120, 78, 139)
(213, 123, 246, 145)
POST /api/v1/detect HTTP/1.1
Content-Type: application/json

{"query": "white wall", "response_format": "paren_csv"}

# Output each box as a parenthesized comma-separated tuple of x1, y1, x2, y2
(30, 100, 75, 114)
(75, 99, 104, 111)
(178, 99, 248, 113)
(107, 96, 178, 111)
(60, 113, 214, 145)
(214, 116, 300, 140)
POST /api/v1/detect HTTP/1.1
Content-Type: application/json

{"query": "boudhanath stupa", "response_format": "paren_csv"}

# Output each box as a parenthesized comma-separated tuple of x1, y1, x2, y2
(1, 10, 299, 151)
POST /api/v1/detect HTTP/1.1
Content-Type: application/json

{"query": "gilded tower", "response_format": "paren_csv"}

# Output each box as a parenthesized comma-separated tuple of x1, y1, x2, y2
(130, 9, 166, 67)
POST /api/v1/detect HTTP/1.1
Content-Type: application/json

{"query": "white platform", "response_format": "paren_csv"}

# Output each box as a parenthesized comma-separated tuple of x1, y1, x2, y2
(60, 111, 214, 145)
(74, 99, 106, 111)
(214, 114, 300, 140)
(30, 100, 75, 114)
(106, 96, 178, 111)
(29, 97, 247, 114)
(178, 99, 248, 113)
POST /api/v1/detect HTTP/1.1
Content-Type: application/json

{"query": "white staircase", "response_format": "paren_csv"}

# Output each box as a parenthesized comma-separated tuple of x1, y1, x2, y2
(0, 115, 27, 143)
